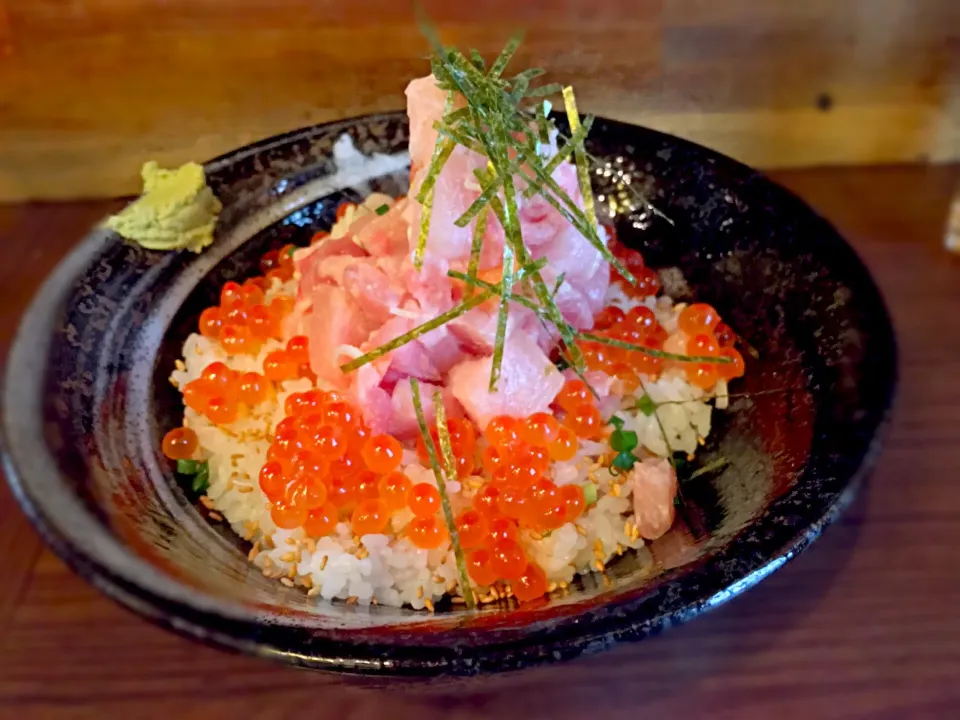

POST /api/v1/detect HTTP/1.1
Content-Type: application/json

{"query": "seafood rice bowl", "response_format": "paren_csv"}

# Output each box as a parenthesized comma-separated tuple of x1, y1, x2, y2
(160, 70, 747, 611)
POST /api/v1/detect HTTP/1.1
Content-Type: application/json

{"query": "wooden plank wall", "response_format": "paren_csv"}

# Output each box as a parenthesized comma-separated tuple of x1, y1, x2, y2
(0, 0, 957, 201)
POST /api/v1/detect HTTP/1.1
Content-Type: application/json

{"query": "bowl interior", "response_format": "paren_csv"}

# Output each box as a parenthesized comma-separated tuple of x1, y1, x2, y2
(2, 113, 895, 674)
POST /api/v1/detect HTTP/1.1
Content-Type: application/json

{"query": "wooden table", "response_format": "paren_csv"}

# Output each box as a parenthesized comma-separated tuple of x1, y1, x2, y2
(2, 165, 959, 718)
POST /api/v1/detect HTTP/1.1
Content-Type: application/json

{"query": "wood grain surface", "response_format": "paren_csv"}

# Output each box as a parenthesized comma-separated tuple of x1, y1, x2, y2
(2, 164, 960, 718)
(1, 0, 959, 200)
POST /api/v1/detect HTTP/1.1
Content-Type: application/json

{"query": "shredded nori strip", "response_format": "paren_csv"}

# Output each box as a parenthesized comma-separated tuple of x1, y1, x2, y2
(410, 379, 476, 609)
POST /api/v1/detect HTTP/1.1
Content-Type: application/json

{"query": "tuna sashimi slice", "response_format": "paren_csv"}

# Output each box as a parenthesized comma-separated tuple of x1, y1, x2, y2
(447, 331, 565, 429)
(307, 285, 375, 389)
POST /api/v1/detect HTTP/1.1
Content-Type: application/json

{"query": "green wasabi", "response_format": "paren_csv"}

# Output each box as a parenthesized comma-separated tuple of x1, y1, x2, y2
(104, 161, 222, 253)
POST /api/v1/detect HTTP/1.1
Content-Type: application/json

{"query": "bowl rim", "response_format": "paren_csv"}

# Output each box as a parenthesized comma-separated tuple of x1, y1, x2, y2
(0, 112, 898, 675)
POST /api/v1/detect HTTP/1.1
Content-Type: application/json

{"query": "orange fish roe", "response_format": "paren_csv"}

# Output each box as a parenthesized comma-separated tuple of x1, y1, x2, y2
(489, 538, 526, 581)
(408, 483, 440, 517)
(407, 515, 448, 549)
(352, 499, 390, 535)
(564, 403, 604, 439)
(513, 563, 548, 603)
(161, 427, 198, 460)
(455, 509, 488, 550)
(466, 548, 498, 586)
(378, 471, 411, 511)
(361, 434, 403, 474)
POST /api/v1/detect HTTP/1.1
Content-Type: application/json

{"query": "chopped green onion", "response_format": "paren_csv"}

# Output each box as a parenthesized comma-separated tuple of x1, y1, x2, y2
(375, 204, 390, 216)
(610, 429, 638, 453)
(176, 459, 202, 475)
(583, 482, 598, 506)
(611, 451, 637, 472)
(410, 380, 475, 609)
(608, 415, 625, 430)
(192, 463, 210, 493)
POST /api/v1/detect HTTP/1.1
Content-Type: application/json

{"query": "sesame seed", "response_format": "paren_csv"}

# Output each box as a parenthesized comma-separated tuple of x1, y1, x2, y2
(305, 538, 317, 553)
(371, 597, 378, 605)
(559, 581, 569, 589)
(424, 598, 435, 613)
(262, 556, 274, 569)
(346, 596, 358, 605)
(452, 596, 467, 604)
(280, 577, 294, 588)
(237, 485, 253, 494)
(697, 436, 705, 446)
(576, 524, 587, 536)
(611, 483, 621, 497)
(593, 559, 605, 572)
(319, 555, 328, 570)
(624, 521, 632, 536)
(280, 552, 296, 563)
(616, 543, 624, 556)
(287, 566, 296, 579)
(175, 359, 186, 371)
(302, 576, 313, 589)
(307, 586, 322, 598)
(432, 574, 444, 585)
(529, 531, 543, 541)
(208, 511, 223, 522)
(285, 537, 297, 546)
(416, 586, 424, 599)
(356, 547, 369, 560)
(199, 495, 214, 509)
(593, 539, 604, 553)
(247, 543, 261, 561)
(546, 582, 558, 593)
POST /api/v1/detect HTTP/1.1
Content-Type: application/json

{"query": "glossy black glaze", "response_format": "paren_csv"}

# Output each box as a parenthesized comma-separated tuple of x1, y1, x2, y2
(1, 113, 896, 677)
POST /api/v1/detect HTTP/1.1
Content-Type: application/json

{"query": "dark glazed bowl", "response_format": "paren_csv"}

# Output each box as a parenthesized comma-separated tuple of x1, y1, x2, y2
(1, 112, 896, 677)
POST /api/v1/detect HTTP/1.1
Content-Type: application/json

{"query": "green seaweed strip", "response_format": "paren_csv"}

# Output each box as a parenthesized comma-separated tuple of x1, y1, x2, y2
(408, 380, 476, 610)
(534, 101, 551, 145)
(688, 457, 730, 481)
(578, 332, 733, 364)
(413, 137, 456, 270)
(489, 32, 523, 78)
(454, 174, 504, 228)
(489, 175, 518, 391)
(470, 48, 485, 70)
(525, 82, 563, 99)
(463, 206, 489, 300)
(431, 390, 477, 608)
(523, 116, 595, 198)
(562, 86, 599, 234)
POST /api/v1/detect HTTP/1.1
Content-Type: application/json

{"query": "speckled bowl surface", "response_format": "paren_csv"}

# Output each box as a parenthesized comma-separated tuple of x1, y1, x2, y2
(1, 113, 896, 677)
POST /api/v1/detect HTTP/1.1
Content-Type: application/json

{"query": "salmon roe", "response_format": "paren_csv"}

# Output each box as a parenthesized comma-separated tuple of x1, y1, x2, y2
(352, 499, 390, 536)
(513, 563, 548, 603)
(408, 483, 440, 517)
(361, 434, 403, 474)
(466, 548, 498, 586)
(407, 515, 448, 549)
(162, 427, 198, 460)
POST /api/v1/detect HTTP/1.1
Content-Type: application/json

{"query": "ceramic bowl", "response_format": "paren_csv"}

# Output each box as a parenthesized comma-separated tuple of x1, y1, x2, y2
(1, 113, 896, 676)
